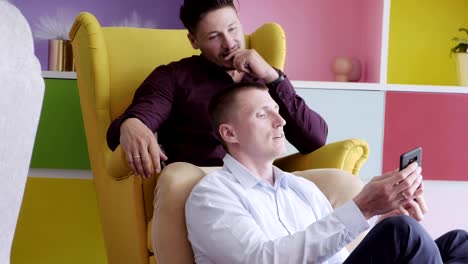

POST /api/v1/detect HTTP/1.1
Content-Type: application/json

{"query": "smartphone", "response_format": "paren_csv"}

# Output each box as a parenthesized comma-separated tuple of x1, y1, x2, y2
(399, 147, 422, 171)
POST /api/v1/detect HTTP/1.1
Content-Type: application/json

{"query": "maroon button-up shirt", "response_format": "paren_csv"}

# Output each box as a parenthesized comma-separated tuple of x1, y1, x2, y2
(107, 55, 328, 166)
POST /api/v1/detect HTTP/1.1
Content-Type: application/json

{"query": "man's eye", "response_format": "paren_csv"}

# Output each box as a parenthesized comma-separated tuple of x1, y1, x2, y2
(228, 27, 236, 32)
(208, 35, 218, 40)
(257, 113, 266, 118)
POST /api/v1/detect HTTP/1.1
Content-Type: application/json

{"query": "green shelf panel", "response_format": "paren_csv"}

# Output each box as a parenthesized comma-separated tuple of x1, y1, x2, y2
(30, 79, 90, 170)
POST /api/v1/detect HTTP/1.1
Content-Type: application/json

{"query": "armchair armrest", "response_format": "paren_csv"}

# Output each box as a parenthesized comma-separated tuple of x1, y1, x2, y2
(274, 139, 369, 175)
(107, 146, 132, 180)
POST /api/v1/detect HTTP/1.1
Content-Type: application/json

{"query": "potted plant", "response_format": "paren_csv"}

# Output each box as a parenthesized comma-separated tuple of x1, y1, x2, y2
(451, 28, 468, 86)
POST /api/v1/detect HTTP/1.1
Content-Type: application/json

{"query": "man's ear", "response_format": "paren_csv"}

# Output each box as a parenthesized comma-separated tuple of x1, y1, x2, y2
(187, 33, 199, 49)
(219, 124, 238, 144)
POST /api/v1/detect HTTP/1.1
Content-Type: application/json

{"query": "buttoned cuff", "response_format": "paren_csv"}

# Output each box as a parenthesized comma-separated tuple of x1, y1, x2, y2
(334, 200, 370, 239)
(266, 69, 286, 89)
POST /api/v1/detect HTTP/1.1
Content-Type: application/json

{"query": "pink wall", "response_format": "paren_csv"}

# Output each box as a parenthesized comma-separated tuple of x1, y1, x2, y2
(239, 0, 382, 82)
(383, 92, 468, 181)
(360, 0, 383, 83)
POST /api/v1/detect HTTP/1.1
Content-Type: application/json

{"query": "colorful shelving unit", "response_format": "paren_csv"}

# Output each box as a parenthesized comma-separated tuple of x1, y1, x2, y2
(12, 1, 468, 263)
(11, 74, 106, 264)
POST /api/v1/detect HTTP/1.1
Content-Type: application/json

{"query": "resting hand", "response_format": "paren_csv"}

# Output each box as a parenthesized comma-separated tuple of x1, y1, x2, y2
(119, 118, 168, 178)
(378, 183, 428, 222)
(353, 162, 423, 219)
(224, 49, 279, 83)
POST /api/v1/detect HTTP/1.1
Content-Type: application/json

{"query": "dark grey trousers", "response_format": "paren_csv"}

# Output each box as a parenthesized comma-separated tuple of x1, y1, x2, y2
(344, 215, 468, 264)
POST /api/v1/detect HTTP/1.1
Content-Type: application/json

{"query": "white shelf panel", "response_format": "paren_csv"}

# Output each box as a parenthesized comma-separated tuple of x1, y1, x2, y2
(42, 71, 77, 79)
(39, 71, 468, 94)
(29, 169, 92, 179)
(380, 0, 391, 84)
(291, 80, 468, 94)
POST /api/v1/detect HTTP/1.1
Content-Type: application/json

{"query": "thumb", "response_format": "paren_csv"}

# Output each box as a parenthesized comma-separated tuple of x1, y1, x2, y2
(158, 145, 168, 161)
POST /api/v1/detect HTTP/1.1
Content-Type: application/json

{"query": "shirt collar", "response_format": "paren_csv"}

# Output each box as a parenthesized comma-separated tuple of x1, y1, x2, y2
(222, 154, 289, 190)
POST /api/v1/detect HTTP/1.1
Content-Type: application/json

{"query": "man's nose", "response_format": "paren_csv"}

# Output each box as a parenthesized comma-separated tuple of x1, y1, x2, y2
(222, 33, 235, 50)
(273, 112, 286, 127)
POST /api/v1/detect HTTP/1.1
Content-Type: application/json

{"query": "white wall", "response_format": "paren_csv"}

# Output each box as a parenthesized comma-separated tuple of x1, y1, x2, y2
(285, 88, 385, 181)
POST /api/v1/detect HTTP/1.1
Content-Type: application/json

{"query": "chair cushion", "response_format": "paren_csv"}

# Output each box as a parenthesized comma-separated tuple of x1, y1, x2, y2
(292, 168, 364, 208)
(150, 164, 365, 263)
(151, 163, 220, 263)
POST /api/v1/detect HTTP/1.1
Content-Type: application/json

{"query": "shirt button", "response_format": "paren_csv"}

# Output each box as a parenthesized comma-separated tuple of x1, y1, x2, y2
(278, 91, 283, 96)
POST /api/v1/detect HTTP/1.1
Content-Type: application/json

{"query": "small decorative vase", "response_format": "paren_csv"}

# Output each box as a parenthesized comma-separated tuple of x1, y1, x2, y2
(48, 39, 75, 72)
(455, 53, 468, 86)
(331, 57, 362, 82)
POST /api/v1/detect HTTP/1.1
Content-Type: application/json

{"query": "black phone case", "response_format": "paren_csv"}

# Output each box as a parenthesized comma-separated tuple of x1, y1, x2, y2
(399, 147, 422, 171)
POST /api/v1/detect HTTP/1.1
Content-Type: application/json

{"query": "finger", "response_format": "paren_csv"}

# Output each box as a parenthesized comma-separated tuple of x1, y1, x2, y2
(125, 152, 138, 175)
(232, 51, 255, 74)
(140, 151, 153, 179)
(224, 53, 234, 61)
(395, 191, 409, 205)
(413, 188, 424, 197)
(393, 166, 421, 194)
(160, 152, 168, 161)
(407, 199, 424, 221)
(394, 162, 419, 185)
(417, 180, 424, 191)
(158, 145, 168, 173)
(133, 153, 145, 177)
(415, 195, 429, 214)
(405, 174, 423, 198)
(399, 205, 410, 216)
(232, 56, 247, 73)
(224, 49, 242, 61)
(240, 62, 251, 73)
(148, 142, 161, 175)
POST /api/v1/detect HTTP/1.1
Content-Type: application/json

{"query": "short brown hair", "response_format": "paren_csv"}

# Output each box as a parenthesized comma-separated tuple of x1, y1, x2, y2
(179, 0, 238, 34)
(208, 82, 268, 144)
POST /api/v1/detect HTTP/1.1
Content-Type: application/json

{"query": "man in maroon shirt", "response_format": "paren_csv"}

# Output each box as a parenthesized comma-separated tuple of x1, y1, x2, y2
(107, 0, 328, 178)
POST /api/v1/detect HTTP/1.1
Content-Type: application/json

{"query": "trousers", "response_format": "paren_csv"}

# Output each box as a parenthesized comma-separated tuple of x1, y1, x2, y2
(344, 215, 468, 264)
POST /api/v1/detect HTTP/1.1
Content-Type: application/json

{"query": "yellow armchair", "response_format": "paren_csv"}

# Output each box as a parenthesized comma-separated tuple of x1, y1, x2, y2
(70, 12, 369, 264)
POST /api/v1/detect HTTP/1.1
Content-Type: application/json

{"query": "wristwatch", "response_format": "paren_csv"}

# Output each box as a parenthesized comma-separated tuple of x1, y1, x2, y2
(268, 71, 285, 87)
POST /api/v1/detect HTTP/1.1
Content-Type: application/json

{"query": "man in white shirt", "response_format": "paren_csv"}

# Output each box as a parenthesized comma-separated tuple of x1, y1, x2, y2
(185, 82, 468, 263)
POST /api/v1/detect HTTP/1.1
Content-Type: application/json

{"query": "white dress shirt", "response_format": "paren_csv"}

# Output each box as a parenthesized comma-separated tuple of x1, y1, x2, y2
(186, 154, 370, 264)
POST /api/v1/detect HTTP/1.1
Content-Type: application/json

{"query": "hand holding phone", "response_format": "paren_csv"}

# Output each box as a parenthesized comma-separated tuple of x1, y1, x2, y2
(399, 146, 423, 199)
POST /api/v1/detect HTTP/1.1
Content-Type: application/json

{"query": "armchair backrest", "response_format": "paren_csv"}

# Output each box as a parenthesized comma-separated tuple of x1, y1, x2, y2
(105, 28, 197, 121)
(70, 11, 286, 264)
(70, 11, 286, 179)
